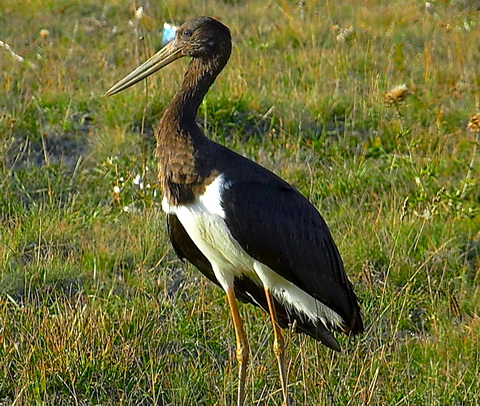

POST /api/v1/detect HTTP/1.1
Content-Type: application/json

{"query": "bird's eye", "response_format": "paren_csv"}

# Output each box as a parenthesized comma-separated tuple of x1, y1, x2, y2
(182, 29, 193, 38)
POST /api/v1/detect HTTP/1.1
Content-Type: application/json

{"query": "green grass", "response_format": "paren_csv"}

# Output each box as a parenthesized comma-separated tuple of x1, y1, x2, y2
(1, 0, 479, 404)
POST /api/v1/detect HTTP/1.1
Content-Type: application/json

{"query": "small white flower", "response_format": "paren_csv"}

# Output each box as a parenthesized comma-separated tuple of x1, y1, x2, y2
(119, 176, 124, 182)
(134, 6, 143, 21)
(133, 174, 141, 185)
(123, 205, 131, 212)
(113, 186, 121, 194)
(133, 174, 144, 189)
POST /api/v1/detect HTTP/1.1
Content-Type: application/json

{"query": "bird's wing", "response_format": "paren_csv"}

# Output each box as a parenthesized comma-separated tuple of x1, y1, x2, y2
(221, 179, 362, 333)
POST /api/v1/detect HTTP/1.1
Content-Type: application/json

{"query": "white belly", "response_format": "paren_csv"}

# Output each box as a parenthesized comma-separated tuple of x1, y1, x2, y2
(163, 176, 259, 290)
(162, 175, 344, 328)
(172, 198, 261, 289)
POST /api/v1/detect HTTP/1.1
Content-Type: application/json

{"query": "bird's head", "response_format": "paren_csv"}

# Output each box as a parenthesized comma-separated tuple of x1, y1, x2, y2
(178, 16, 231, 58)
(105, 16, 231, 96)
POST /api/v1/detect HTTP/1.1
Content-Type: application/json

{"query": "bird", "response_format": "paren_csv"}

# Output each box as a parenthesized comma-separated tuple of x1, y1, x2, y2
(105, 16, 363, 406)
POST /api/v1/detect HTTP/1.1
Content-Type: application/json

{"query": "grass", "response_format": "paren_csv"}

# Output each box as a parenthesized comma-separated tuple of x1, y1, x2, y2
(0, 0, 479, 404)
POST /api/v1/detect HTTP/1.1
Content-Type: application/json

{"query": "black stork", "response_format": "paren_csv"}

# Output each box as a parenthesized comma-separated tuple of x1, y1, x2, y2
(106, 16, 363, 406)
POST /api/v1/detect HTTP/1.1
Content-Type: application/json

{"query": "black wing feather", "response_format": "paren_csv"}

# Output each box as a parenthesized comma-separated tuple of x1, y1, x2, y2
(167, 213, 343, 349)
(221, 179, 363, 335)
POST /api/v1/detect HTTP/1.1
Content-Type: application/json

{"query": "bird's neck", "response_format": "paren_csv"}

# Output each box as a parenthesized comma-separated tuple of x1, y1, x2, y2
(156, 56, 227, 206)
(166, 57, 224, 123)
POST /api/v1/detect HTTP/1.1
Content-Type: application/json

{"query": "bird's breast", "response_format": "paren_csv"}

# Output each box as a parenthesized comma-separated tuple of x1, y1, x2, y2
(163, 174, 345, 329)
(163, 174, 260, 289)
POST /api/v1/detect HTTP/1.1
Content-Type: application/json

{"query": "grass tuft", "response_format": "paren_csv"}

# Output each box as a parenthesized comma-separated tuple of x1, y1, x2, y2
(0, 0, 479, 404)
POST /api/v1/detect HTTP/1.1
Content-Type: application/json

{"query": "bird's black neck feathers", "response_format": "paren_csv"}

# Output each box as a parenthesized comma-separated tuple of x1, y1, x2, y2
(167, 57, 226, 122)
(156, 26, 232, 206)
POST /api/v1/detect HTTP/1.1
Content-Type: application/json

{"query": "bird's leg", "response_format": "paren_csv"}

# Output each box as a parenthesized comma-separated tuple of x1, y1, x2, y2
(225, 286, 249, 406)
(264, 287, 291, 406)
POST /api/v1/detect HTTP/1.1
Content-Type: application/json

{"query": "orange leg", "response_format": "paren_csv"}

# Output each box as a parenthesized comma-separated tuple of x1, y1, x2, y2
(225, 286, 250, 406)
(264, 287, 291, 406)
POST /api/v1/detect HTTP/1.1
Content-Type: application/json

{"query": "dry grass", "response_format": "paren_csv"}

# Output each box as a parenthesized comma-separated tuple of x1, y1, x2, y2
(0, 0, 479, 404)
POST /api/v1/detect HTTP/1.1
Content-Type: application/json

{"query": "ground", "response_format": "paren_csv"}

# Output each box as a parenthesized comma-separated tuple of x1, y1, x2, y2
(0, 0, 479, 404)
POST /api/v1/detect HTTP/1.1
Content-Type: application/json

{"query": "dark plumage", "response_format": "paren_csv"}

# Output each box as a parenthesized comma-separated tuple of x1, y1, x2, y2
(106, 16, 363, 406)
